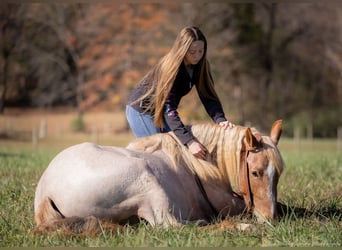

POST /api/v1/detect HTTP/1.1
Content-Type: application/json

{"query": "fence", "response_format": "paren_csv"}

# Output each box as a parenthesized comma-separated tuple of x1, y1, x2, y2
(1, 115, 341, 152)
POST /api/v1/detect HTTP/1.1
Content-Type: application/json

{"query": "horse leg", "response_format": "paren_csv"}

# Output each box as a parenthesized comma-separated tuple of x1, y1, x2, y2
(133, 191, 180, 228)
(83, 194, 178, 228)
(138, 199, 181, 228)
(137, 204, 179, 227)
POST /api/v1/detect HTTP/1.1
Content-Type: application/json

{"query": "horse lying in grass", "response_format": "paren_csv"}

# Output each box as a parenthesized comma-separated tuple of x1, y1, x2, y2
(34, 120, 285, 234)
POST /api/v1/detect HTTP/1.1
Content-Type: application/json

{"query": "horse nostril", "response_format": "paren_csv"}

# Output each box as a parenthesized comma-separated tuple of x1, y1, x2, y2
(252, 171, 258, 177)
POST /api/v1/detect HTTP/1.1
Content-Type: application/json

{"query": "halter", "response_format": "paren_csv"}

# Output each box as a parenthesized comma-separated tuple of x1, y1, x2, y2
(167, 130, 263, 219)
(193, 138, 263, 218)
(243, 148, 254, 211)
(242, 133, 263, 211)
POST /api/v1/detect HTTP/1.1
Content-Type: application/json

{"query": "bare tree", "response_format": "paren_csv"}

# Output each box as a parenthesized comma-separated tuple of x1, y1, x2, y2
(0, 4, 25, 112)
(24, 4, 85, 114)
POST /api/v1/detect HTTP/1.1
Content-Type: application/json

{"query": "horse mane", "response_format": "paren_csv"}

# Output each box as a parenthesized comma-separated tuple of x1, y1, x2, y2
(126, 123, 284, 194)
(189, 123, 247, 193)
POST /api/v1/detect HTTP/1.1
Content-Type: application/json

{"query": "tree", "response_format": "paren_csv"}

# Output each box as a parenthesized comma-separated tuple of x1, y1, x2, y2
(0, 4, 25, 113)
(1, 2, 341, 136)
(24, 3, 85, 114)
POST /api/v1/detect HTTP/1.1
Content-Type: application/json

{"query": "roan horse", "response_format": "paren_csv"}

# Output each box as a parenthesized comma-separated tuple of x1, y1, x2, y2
(34, 120, 285, 233)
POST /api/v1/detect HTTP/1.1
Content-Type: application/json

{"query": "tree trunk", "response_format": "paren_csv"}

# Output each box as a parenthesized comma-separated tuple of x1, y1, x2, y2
(0, 53, 9, 113)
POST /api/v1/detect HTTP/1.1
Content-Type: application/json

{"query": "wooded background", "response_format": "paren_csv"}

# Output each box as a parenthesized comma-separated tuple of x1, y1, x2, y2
(0, 2, 341, 137)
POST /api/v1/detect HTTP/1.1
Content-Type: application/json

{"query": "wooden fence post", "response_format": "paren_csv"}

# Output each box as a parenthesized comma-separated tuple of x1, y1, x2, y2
(39, 118, 47, 139)
(294, 126, 301, 149)
(104, 122, 110, 137)
(92, 127, 99, 144)
(307, 123, 313, 140)
(32, 126, 38, 148)
(6, 119, 12, 133)
(338, 127, 342, 152)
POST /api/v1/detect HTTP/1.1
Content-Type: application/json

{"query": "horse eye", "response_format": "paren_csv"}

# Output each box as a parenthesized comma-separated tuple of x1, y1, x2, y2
(252, 171, 258, 177)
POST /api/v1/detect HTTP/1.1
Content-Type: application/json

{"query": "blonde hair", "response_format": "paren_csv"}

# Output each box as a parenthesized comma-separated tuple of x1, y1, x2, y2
(133, 26, 221, 128)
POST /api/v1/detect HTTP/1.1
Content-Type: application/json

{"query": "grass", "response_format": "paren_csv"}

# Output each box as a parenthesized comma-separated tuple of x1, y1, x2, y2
(0, 111, 341, 247)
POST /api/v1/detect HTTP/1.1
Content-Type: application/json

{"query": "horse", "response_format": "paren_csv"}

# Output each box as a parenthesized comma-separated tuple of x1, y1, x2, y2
(34, 120, 285, 234)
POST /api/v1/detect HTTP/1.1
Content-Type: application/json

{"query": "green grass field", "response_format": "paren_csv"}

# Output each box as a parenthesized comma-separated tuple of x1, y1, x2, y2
(0, 116, 341, 246)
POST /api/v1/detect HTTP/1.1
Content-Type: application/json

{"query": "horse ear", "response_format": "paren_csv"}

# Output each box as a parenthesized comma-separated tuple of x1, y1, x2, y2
(270, 120, 282, 145)
(245, 128, 257, 149)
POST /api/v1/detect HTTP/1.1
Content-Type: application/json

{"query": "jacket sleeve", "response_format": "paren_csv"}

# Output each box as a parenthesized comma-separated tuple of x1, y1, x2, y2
(163, 93, 195, 145)
(196, 86, 227, 124)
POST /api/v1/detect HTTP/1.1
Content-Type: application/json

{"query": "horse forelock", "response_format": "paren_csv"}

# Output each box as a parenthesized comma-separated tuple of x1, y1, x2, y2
(246, 127, 285, 176)
(260, 136, 285, 176)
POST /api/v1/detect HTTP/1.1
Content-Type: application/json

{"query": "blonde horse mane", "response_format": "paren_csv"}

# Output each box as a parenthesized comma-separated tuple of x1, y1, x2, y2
(126, 123, 284, 194)
(190, 123, 247, 193)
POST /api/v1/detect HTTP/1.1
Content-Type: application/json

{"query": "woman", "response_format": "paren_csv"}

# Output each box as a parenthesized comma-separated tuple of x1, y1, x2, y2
(126, 26, 234, 159)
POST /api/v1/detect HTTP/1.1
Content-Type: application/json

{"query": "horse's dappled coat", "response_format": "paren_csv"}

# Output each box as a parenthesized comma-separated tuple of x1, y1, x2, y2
(34, 121, 284, 233)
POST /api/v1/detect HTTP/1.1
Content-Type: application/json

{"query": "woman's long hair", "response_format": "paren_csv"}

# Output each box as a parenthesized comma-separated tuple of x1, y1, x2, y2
(134, 26, 221, 128)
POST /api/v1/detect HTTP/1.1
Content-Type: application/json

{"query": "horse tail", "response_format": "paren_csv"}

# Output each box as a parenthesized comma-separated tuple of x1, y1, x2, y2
(34, 197, 102, 236)
(35, 197, 64, 225)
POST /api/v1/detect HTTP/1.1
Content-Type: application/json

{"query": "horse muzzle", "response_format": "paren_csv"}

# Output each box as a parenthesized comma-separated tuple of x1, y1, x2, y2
(253, 202, 278, 224)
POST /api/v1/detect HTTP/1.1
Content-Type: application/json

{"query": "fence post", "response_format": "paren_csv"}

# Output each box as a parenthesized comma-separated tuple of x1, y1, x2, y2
(92, 127, 98, 144)
(307, 123, 313, 149)
(6, 119, 12, 133)
(32, 126, 38, 148)
(294, 126, 301, 150)
(104, 122, 110, 137)
(39, 118, 47, 139)
(338, 127, 342, 152)
(307, 123, 313, 140)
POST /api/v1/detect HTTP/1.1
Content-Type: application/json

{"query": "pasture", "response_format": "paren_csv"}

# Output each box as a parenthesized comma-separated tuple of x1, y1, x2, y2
(0, 110, 341, 247)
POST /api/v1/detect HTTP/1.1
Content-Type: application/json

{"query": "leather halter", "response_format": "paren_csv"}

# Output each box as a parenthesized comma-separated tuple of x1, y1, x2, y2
(194, 142, 262, 218)
(190, 142, 265, 218)
(244, 148, 254, 211)
(167, 131, 262, 218)
(231, 147, 255, 212)
(243, 134, 263, 211)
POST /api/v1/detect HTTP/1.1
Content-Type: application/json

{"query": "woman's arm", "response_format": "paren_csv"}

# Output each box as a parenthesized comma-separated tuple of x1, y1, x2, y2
(164, 94, 195, 145)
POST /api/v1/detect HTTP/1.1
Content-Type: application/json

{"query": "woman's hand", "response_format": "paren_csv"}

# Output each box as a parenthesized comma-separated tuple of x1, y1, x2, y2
(187, 140, 207, 160)
(219, 121, 235, 129)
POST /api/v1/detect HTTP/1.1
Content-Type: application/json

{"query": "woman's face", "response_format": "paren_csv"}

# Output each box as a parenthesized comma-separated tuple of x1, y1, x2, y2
(183, 40, 205, 66)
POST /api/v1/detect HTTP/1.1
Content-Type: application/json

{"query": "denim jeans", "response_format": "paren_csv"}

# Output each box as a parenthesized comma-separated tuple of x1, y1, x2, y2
(125, 105, 170, 138)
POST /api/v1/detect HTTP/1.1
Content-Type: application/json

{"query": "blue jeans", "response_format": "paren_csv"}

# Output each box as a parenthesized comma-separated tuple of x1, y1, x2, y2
(126, 105, 170, 138)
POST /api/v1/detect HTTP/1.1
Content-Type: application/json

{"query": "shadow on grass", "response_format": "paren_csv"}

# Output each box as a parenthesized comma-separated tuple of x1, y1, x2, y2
(277, 202, 342, 221)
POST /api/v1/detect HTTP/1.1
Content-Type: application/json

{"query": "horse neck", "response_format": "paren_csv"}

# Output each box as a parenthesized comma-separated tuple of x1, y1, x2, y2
(191, 124, 247, 192)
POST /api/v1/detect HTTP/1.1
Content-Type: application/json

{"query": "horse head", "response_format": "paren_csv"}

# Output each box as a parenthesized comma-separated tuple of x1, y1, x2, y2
(240, 120, 284, 223)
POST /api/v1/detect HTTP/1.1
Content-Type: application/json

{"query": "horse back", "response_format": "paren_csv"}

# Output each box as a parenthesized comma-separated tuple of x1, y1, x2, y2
(34, 142, 200, 222)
